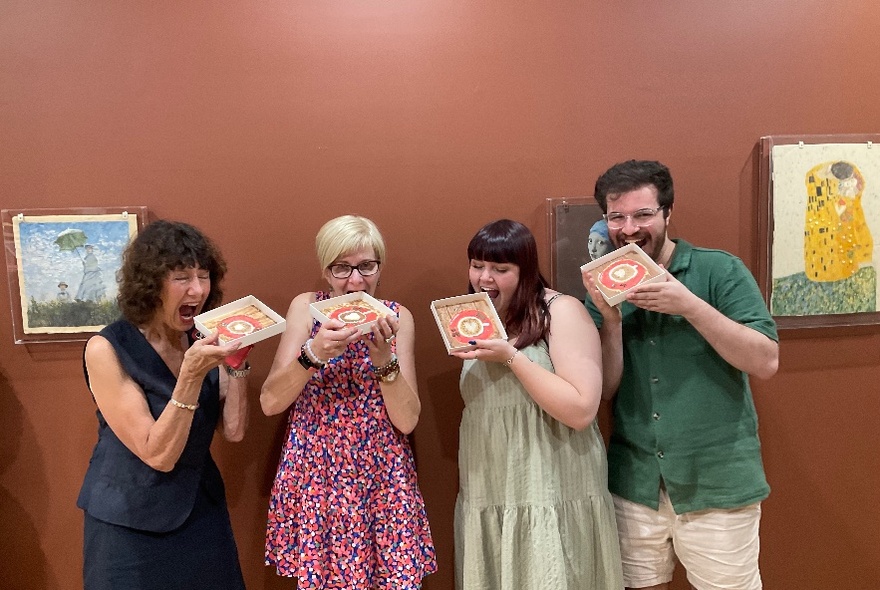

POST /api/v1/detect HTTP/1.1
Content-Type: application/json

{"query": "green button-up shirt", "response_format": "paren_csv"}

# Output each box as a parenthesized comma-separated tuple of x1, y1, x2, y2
(586, 239, 778, 513)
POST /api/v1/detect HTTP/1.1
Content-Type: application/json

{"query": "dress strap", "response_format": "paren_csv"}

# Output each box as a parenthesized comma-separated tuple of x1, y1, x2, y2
(546, 292, 563, 307)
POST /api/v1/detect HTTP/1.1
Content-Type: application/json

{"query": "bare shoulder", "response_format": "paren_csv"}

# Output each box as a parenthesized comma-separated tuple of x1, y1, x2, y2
(289, 291, 317, 310)
(546, 291, 587, 314)
(547, 292, 596, 332)
(395, 303, 413, 322)
(85, 334, 114, 360)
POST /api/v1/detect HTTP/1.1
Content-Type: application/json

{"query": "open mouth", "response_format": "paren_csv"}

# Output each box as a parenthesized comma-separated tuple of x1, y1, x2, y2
(481, 287, 499, 300)
(624, 237, 648, 249)
(179, 305, 197, 321)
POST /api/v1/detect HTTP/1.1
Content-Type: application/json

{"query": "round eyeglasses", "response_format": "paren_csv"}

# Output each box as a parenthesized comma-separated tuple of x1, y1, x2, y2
(604, 207, 666, 230)
(328, 259, 381, 279)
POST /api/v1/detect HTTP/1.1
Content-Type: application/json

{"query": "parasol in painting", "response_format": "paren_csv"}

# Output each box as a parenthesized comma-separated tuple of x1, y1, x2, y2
(54, 228, 88, 259)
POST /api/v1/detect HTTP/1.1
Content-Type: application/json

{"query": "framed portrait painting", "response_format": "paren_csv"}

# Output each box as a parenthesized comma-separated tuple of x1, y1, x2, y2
(546, 197, 609, 301)
(758, 135, 880, 329)
(2, 207, 147, 343)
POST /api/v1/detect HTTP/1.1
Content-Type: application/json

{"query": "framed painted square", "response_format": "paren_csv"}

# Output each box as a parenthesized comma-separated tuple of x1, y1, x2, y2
(2, 207, 147, 344)
(758, 134, 880, 329)
(546, 197, 610, 301)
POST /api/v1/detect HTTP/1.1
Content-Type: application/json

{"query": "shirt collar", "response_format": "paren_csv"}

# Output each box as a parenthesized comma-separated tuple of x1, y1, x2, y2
(665, 238, 693, 274)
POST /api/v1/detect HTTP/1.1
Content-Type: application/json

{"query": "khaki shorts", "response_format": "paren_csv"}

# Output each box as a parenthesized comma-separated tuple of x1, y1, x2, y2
(613, 490, 762, 590)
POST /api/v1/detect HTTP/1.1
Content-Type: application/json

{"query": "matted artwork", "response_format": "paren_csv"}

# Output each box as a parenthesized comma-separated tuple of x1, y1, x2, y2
(580, 243, 666, 306)
(194, 295, 286, 347)
(430, 292, 507, 352)
(309, 292, 395, 334)
(546, 197, 610, 301)
(1, 207, 146, 343)
(759, 135, 880, 328)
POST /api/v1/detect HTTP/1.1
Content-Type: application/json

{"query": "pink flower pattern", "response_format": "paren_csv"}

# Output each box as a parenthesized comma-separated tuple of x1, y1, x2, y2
(265, 293, 436, 589)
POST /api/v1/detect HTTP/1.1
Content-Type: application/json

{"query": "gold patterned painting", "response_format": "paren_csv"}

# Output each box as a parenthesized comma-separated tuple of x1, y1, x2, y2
(770, 143, 879, 316)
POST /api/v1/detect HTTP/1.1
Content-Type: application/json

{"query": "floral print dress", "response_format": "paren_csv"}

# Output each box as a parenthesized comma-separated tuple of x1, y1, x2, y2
(265, 292, 436, 589)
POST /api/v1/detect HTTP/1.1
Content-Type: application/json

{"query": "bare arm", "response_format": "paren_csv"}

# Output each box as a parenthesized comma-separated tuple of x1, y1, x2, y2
(85, 332, 238, 472)
(583, 271, 624, 400)
(218, 367, 248, 442)
(627, 273, 779, 379)
(453, 294, 603, 431)
(260, 292, 361, 416)
(363, 307, 421, 435)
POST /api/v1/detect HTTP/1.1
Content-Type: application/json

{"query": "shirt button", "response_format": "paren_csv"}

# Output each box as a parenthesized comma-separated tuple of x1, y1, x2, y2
(649, 340, 656, 346)
(651, 377, 659, 384)
(657, 451, 664, 459)
(653, 412, 660, 420)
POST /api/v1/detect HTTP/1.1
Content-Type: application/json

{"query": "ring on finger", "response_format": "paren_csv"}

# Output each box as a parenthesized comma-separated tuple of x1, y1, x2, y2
(385, 334, 396, 343)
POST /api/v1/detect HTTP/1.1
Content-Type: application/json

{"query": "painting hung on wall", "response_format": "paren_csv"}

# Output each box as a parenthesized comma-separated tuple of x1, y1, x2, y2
(762, 136, 880, 328)
(2, 208, 146, 343)
(546, 197, 612, 301)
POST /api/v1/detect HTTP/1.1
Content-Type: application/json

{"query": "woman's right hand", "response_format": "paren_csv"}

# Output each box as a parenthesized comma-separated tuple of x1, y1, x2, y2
(181, 331, 242, 380)
(309, 319, 361, 363)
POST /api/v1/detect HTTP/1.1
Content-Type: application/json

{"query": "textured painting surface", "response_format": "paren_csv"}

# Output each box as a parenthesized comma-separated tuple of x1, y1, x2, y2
(770, 143, 879, 316)
(11, 214, 138, 333)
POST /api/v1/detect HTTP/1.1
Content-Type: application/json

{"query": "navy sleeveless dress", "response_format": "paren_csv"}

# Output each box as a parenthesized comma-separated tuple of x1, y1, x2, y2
(78, 319, 245, 590)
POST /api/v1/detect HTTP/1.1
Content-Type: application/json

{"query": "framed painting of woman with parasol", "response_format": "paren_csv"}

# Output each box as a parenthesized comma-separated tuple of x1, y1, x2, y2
(1, 207, 146, 343)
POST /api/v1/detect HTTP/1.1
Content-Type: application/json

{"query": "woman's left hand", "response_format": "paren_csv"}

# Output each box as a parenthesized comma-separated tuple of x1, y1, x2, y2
(451, 338, 517, 364)
(363, 315, 399, 367)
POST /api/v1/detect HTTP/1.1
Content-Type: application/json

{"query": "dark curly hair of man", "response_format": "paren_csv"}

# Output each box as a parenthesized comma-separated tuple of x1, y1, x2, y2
(117, 220, 227, 325)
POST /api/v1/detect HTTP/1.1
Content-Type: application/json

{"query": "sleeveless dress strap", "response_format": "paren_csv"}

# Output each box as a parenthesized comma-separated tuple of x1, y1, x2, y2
(546, 292, 563, 307)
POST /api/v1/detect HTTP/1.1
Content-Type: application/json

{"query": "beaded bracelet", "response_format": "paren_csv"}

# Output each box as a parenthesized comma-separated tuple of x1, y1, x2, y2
(373, 354, 400, 378)
(169, 398, 198, 411)
(305, 338, 328, 368)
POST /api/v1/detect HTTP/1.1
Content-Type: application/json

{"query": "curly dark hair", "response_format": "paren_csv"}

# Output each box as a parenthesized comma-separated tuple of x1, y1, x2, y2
(117, 220, 227, 325)
(593, 159, 674, 214)
(466, 219, 550, 349)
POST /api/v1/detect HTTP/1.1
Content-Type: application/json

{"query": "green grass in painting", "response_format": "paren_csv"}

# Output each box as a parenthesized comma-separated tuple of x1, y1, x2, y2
(27, 298, 120, 328)
(771, 267, 877, 316)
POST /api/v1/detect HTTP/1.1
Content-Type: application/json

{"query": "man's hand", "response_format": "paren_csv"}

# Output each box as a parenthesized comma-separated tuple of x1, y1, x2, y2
(582, 270, 621, 323)
(626, 270, 700, 317)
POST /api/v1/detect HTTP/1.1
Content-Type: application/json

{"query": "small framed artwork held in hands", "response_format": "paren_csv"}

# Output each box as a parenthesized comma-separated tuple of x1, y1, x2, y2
(430, 292, 507, 353)
(194, 295, 286, 347)
(580, 243, 666, 306)
(309, 292, 395, 334)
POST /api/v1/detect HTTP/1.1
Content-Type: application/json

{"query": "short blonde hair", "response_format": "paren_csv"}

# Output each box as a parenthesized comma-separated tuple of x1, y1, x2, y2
(315, 215, 387, 269)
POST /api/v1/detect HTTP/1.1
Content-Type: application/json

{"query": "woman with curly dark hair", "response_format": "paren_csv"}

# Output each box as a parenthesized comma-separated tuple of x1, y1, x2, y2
(77, 219, 251, 590)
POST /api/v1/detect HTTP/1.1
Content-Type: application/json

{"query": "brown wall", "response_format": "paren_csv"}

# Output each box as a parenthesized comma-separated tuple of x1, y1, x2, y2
(2, 1, 879, 588)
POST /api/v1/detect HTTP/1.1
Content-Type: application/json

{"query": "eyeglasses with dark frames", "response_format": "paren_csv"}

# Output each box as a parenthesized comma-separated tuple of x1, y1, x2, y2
(328, 259, 381, 279)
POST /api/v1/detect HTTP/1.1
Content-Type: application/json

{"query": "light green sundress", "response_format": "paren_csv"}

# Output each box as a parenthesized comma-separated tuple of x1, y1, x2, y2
(454, 340, 623, 590)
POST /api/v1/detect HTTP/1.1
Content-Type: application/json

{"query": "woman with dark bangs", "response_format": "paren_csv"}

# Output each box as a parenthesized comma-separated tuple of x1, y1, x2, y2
(452, 219, 623, 589)
(77, 220, 250, 590)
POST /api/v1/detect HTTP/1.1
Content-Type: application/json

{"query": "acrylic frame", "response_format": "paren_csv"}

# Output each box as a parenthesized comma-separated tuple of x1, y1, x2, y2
(2, 207, 147, 344)
(758, 135, 880, 329)
(546, 197, 608, 301)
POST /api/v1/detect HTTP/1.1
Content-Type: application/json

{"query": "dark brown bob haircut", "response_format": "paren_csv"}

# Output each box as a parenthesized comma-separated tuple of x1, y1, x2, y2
(117, 220, 227, 325)
(467, 219, 550, 349)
